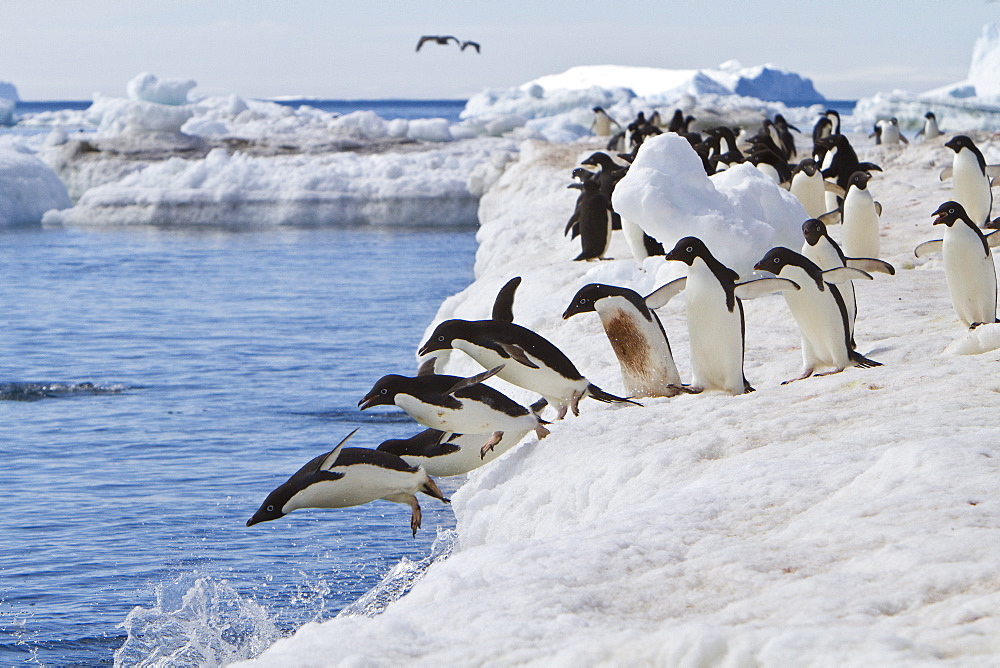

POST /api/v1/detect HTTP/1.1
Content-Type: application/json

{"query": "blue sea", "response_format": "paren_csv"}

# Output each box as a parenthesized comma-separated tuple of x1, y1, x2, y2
(1, 100, 475, 666)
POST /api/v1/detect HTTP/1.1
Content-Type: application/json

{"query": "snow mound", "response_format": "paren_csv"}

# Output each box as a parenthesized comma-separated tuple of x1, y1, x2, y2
(126, 72, 196, 105)
(0, 147, 71, 226)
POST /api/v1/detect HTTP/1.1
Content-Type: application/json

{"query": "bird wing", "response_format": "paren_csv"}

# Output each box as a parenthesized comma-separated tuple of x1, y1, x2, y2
(498, 343, 540, 369)
(939, 166, 953, 181)
(492, 277, 521, 323)
(644, 277, 687, 309)
(734, 277, 800, 299)
(416, 36, 431, 51)
(319, 428, 361, 471)
(914, 239, 943, 258)
(447, 365, 504, 394)
(845, 258, 895, 275)
(822, 267, 872, 284)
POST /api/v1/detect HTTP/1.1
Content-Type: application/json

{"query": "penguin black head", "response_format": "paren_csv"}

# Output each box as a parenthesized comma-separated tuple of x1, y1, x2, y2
(571, 167, 595, 182)
(848, 171, 871, 191)
(359, 374, 409, 410)
(945, 135, 976, 154)
(754, 247, 822, 285)
(802, 218, 827, 246)
(664, 236, 712, 266)
(247, 485, 292, 526)
(932, 201, 974, 227)
(795, 159, 819, 177)
(418, 319, 468, 356)
(563, 283, 648, 321)
(925, 111, 936, 120)
(581, 152, 618, 169)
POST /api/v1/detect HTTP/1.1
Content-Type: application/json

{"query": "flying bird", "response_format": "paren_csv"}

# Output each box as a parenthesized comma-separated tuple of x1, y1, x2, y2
(416, 35, 459, 51)
(461, 40, 481, 53)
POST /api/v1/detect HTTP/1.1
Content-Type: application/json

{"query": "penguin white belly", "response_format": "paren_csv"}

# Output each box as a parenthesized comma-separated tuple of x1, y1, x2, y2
(402, 428, 531, 477)
(396, 393, 536, 435)
(593, 115, 611, 137)
(285, 465, 422, 511)
(453, 340, 588, 406)
(791, 172, 826, 218)
(943, 227, 997, 327)
(621, 217, 650, 263)
(594, 298, 681, 397)
(781, 283, 851, 371)
(842, 190, 880, 259)
(882, 125, 901, 145)
(755, 163, 781, 185)
(802, 240, 857, 338)
(953, 154, 992, 226)
(685, 263, 745, 395)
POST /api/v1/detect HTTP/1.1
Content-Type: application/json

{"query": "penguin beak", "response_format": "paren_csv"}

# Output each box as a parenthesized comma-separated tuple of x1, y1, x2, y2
(358, 392, 379, 410)
(931, 205, 949, 224)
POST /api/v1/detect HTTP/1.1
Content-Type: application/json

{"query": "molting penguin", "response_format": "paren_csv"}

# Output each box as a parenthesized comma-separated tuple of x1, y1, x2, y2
(755, 247, 881, 383)
(376, 427, 530, 476)
(562, 282, 687, 398)
(841, 171, 882, 259)
(664, 237, 800, 395)
(359, 365, 550, 458)
(247, 429, 448, 537)
(943, 135, 993, 227)
(915, 201, 999, 329)
(419, 317, 639, 420)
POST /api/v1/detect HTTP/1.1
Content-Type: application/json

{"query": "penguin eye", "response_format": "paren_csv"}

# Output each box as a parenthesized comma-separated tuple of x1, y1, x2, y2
(266, 505, 274, 512)
(380, 388, 388, 395)
(437, 335, 445, 342)
(685, 246, 693, 253)
(949, 208, 955, 214)
(579, 298, 587, 304)
(773, 258, 780, 264)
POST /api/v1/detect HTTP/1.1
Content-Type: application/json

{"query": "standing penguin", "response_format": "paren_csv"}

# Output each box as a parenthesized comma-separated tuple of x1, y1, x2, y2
(943, 135, 993, 227)
(755, 247, 882, 383)
(246, 429, 449, 537)
(566, 179, 612, 260)
(841, 171, 882, 259)
(871, 118, 908, 146)
(359, 365, 550, 458)
(915, 201, 999, 329)
(562, 282, 687, 398)
(664, 237, 799, 395)
(816, 134, 882, 217)
(590, 107, 621, 137)
(790, 159, 844, 219)
(916, 112, 942, 140)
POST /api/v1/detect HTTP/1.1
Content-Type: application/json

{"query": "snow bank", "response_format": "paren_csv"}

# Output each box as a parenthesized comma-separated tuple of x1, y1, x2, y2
(241, 132, 1000, 666)
(0, 147, 71, 226)
(126, 72, 196, 105)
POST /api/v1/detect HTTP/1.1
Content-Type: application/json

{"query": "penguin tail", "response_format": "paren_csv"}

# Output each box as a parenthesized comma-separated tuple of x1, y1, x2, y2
(421, 476, 450, 503)
(529, 397, 549, 414)
(586, 384, 642, 407)
(850, 350, 882, 368)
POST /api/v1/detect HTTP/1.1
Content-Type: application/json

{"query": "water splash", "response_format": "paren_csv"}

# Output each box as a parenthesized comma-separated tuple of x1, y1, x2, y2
(338, 528, 456, 618)
(0, 381, 130, 402)
(113, 575, 280, 668)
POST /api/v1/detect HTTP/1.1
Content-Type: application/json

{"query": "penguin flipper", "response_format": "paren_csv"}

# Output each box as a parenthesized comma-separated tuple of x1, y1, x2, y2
(874, 201, 883, 217)
(991, 176, 1000, 188)
(857, 162, 882, 173)
(823, 267, 873, 284)
(986, 164, 1000, 178)
(734, 277, 800, 300)
(644, 277, 687, 309)
(491, 276, 521, 323)
(985, 230, 1000, 248)
(498, 343, 540, 369)
(845, 258, 895, 275)
(914, 239, 944, 258)
(319, 428, 361, 470)
(823, 182, 846, 197)
(850, 350, 882, 368)
(586, 383, 642, 406)
(818, 209, 842, 225)
(939, 166, 953, 181)
(417, 357, 437, 376)
(448, 365, 504, 393)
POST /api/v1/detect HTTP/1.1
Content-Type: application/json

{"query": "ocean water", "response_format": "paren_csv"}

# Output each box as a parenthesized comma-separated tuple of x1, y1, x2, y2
(0, 222, 477, 662)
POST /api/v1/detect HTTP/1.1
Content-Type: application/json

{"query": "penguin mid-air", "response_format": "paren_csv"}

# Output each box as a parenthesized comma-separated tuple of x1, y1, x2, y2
(562, 282, 689, 398)
(359, 365, 550, 458)
(915, 201, 1000, 329)
(755, 247, 882, 383)
(246, 429, 449, 537)
(916, 112, 942, 140)
(801, 218, 895, 346)
(418, 314, 639, 420)
(942, 135, 994, 227)
(841, 171, 883, 259)
(376, 427, 530, 476)
(664, 237, 800, 395)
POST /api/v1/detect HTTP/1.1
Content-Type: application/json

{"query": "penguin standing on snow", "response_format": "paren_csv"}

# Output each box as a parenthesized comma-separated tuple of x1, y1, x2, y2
(565, 179, 612, 261)
(841, 171, 882, 259)
(755, 247, 882, 383)
(247, 429, 449, 537)
(590, 107, 621, 138)
(943, 135, 994, 227)
(916, 112, 942, 140)
(816, 134, 882, 217)
(562, 282, 688, 398)
(915, 201, 999, 329)
(871, 118, 908, 146)
(664, 237, 800, 395)
(790, 159, 843, 219)
(359, 365, 550, 458)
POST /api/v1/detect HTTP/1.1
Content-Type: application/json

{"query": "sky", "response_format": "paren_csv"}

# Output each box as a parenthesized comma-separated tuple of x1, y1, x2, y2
(0, 1, 998, 101)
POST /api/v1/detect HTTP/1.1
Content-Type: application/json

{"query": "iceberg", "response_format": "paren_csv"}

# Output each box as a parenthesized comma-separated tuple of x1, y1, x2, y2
(0, 146, 71, 226)
(238, 130, 1000, 666)
(0, 80, 17, 126)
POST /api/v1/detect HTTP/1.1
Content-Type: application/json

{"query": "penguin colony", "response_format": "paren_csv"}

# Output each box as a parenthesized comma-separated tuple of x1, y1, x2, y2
(250, 106, 1000, 540)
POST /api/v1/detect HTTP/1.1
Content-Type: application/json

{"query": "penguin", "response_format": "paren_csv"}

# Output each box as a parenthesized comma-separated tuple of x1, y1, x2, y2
(915, 201, 998, 329)
(418, 317, 639, 420)
(703, 126, 744, 170)
(562, 282, 688, 398)
(416, 35, 459, 51)
(790, 159, 844, 219)
(246, 429, 449, 537)
(772, 114, 799, 159)
(841, 171, 882, 259)
(816, 134, 882, 215)
(664, 237, 800, 395)
(565, 179, 612, 260)
(748, 149, 793, 187)
(754, 247, 882, 383)
(590, 107, 621, 138)
(801, 218, 895, 346)
(580, 151, 628, 230)
(359, 365, 550, 458)
(871, 118, 908, 146)
(943, 135, 993, 227)
(376, 427, 530, 476)
(915, 112, 942, 140)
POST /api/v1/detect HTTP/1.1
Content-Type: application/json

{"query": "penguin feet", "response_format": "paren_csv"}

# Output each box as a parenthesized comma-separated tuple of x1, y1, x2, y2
(553, 403, 569, 420)
(668, 384, 701, 395)
(421, 477, 450, 503)
(814, 367, 846, 377)
(569, 390, 584, 416)
(781, 368, 815, 385)
(534, 424, 551, 440)
(480, 431, 504, 459)
(406, 496, 422, 538)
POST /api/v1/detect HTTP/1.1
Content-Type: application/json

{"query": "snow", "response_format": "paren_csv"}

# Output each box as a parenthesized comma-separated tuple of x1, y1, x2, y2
(239, 129, 1000, 666)
(0, 147, 71, 226)
(126, 72, 197, 106)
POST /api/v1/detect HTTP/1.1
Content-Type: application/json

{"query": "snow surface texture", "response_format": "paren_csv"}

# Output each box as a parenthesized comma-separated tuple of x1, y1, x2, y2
(0, 147, 71, 226)
(855, 23, 1000, 132)
(241, 131, 1000, 666)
